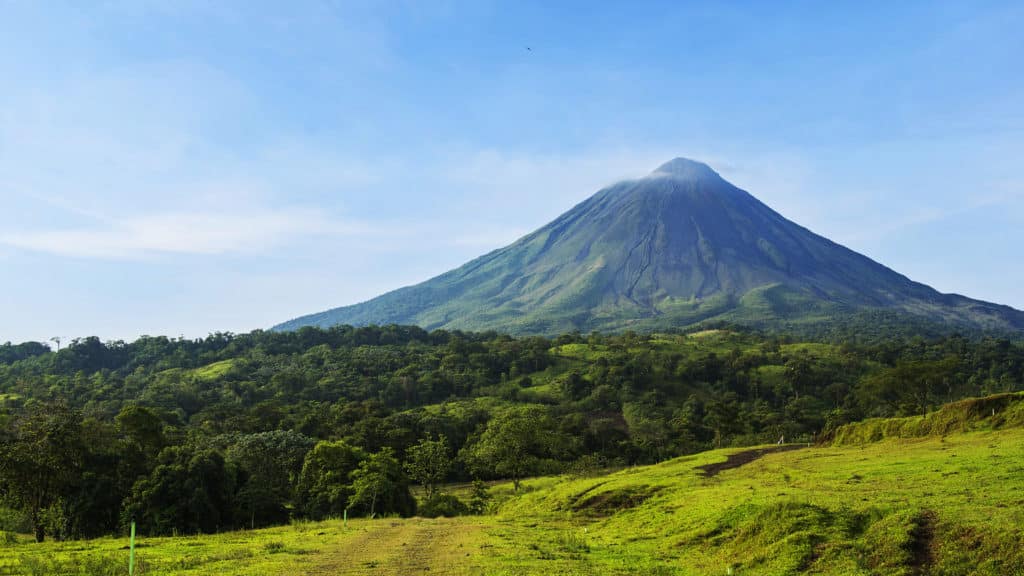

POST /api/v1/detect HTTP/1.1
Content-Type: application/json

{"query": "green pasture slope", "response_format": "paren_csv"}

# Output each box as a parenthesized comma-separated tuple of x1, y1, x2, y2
(3, 394, 1023, 575)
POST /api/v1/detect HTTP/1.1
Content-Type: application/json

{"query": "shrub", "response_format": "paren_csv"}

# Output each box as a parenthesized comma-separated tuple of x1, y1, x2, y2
(418, 493, 469, 518)
(263, 540, 286, 554)
(468, 479, 492, 515)
(0, 507, 30, 533)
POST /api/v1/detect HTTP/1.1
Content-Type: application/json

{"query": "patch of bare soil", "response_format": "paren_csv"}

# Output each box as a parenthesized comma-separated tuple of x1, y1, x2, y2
(571, 485, 662, 516)
(909, 510, 938, 575)
(696, 445, 806, 478)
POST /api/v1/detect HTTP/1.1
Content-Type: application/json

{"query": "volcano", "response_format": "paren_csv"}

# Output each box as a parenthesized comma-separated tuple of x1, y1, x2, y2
(274, 158, 1024, 336)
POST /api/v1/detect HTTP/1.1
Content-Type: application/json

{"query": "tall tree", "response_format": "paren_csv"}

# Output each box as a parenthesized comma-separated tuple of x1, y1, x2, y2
(404, 435, 453, 499)
(123, 445, 235, 536)
(349, 448, 415, 517)
(462, 407, 564, 491)
(295, 440, 366, 520)
(226, 431, 314, 528)
(0, 402, 84, 541)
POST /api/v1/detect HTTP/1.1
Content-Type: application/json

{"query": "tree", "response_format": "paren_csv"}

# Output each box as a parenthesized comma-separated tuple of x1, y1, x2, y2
(63, 418, 129, 539)
(348, 448, 415, 517)
(559, 370, 591, 400)
(295, 440, 366, 520)
(461, 406, 563, 491)
(0, 403, 84, 541)
(226, 431, 314, 528)
(116, 404, 166, 460)
(404, 435, 453, 500)
(123, 445, 235, 535)
(623, 402, 670, 463)
(704, 392, 741, 447)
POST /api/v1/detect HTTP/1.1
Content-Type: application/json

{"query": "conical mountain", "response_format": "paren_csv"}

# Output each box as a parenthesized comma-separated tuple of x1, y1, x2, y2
(275, 158, 1024, 336)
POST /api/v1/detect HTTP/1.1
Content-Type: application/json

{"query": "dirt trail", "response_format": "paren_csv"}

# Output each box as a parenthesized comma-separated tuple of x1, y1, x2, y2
(306, 517, 486, 575)
(696, 445, 806, 477)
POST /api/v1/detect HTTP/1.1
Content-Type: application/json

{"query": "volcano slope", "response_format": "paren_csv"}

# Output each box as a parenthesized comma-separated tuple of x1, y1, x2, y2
(276, 158, 1024, 337)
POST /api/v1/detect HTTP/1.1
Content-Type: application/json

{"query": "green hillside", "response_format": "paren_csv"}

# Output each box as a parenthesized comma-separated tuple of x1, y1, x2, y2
(1, 327, 1023, 546)
(3, 393, 1023, 575)
(487, 419, 1024, 574)
(275, 159, 1024, 337)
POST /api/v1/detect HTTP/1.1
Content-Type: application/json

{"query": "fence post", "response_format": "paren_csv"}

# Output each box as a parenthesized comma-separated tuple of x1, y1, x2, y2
(129, 520, 136, 576)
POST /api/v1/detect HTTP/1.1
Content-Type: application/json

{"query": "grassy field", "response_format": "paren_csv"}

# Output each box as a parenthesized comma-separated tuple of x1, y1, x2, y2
(0, 517, 492, 576)
(3, 397, 1024, 575)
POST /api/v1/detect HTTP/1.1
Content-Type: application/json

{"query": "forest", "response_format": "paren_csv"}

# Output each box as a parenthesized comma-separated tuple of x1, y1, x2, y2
(1, 324, 1022, 542)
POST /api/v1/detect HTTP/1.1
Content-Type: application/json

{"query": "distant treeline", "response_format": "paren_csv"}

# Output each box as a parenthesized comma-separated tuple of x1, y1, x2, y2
(0, 325, 1022, 541)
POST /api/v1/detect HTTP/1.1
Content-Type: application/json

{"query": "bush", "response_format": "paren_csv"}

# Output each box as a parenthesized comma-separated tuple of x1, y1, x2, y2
(566, 454, 605, 478)
(468, 479, 492, 515)
(0, 507, 30, 533)
(262, 540, 286, 554)
(418, 494, 469, 518)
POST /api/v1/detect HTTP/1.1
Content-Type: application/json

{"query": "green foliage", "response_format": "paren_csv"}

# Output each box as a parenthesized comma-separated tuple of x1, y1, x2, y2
(295, 440, 365, 520)
(349, 448, 415, 517)
(0, 507, 29, 534)
(461, 406, 567, 490)
(829, 392, 1024, 445)
(2, 404, 1024, 573)
(490, 417, 1024, 575)
(226, 430, 314, 528)
(404, 435, 453, 499)
(122, 445, 235, 536)
(0, 325, 1022, 541)
(0, 342, 48, 365)
(468, 479, 492, 515)
(417, 493, 469, 518)
(0, 402, 84, 542)
(115, 404, 166, 456)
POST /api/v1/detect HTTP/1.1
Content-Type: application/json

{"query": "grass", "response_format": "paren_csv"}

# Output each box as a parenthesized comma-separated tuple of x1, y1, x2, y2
(0, 518, 490, 575)
(828, 391, 1024, 445)
(190, 360, 238, 382)
(486, 428, 1024, 575)
(3, 395, 1024, 575)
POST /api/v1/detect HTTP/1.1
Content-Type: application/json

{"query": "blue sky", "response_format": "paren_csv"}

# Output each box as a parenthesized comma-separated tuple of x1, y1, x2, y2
(2, 1, 1022, 343)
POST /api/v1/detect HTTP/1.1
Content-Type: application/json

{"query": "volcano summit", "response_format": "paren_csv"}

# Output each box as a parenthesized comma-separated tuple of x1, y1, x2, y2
(275, 159, 1024, 336)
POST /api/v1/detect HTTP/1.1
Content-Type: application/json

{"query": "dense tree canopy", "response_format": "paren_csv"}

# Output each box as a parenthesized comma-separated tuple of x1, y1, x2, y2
(0, 324, 1021, 539)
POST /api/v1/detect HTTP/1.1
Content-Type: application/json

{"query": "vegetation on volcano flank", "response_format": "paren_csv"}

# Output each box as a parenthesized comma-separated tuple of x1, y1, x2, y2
(276, 159, 1024, 338)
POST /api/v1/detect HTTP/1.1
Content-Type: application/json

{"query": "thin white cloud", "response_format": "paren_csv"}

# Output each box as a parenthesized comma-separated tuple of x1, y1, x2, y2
(1, 208, 333, 259)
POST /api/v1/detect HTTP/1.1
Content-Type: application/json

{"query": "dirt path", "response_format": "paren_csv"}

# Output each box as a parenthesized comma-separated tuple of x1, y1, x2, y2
(306, 517, 487, 575)
(696, 445, 806, 477)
